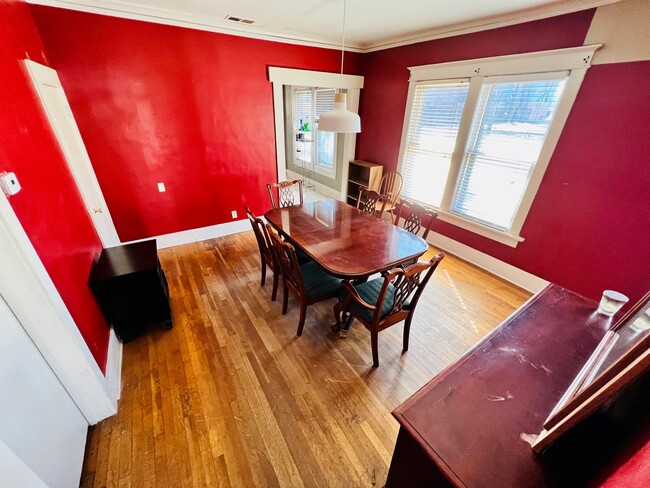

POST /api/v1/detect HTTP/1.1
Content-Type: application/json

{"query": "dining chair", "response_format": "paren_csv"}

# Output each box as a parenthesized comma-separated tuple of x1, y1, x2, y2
(266, 179, 304, 209)
(245, 206, 280, 301)
(334, 252, 445, 367)
(356, 186, 387, 217)
(394, 199, 439, 240)
(266, 224, 342, 336)
(378, 171, 403, 222)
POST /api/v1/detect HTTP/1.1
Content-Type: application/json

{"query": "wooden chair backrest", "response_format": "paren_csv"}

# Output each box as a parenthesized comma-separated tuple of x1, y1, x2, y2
(379, 171, 403, 207)
(356, 186, 387, 217)
(266, 180, 304, 209)
(394, 199, 439, 240)
(373, 252, 445, 326)
(245, 205, 274, 265)
(266, 224, 304, 295)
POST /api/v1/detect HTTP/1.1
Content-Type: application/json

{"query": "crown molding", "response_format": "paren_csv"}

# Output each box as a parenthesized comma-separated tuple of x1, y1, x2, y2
(28, 0, 620, 53)
(361, 0, 620, 52)
(27, 0, 362, 52)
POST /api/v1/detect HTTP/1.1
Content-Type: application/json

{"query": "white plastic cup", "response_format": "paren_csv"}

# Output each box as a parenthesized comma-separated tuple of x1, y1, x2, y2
(597, 290, 629, 316)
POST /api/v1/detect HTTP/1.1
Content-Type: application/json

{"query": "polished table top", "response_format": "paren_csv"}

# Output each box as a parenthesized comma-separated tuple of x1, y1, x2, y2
(265, 199, 428, 279)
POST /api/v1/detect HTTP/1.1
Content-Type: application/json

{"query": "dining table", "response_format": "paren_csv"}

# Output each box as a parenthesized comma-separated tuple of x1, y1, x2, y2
(264, 199, 429, 333)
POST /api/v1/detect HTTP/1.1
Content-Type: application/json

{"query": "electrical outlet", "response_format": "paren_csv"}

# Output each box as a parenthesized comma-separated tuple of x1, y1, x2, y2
(231, 210, 238, 219)
(157, 182, 166, 192)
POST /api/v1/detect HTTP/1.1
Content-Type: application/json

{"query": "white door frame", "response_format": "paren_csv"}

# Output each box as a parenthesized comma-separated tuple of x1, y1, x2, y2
(269, 67, 364, 200)
(0, 190, 117, 424)
(24, 60, 120, 248)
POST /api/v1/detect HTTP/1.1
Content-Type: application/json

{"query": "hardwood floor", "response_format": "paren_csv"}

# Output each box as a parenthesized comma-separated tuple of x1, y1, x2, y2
(81, 231, 531, 487)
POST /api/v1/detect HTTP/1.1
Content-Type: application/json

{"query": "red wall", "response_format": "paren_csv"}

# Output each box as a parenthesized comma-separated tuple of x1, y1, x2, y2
(31, 7, 362, 242)
(356, 11, 650, 304)
(0, 0, 109, 369)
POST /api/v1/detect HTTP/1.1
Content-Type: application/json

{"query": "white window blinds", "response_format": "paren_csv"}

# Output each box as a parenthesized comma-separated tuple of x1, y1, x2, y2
(401, 81, 469, 207)
(293, 88, 337, 173)
(315, 89, 336, 169)
(295, 90, 312, 128)
(315, 89, 336, 121)
(450, 76, 567, 230)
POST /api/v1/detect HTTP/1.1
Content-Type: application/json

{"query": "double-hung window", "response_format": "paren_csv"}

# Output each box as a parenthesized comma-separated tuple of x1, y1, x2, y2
(293, 87, 337, 177)
(398, 46, 599, 246)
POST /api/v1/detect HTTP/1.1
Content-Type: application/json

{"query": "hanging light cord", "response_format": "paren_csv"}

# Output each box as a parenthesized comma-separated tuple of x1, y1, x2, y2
(340, 0, 346, 77)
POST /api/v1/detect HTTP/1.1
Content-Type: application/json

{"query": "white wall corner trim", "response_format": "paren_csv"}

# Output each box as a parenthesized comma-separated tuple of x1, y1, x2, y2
(426, 231, 550, 294)
(0, 192, 115, 424)
(106, 327, 123, 406)
(120, 219, 251, 250)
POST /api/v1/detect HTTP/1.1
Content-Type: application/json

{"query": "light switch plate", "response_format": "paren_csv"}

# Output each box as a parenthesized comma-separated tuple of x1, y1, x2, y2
(157, 182, 166, 192)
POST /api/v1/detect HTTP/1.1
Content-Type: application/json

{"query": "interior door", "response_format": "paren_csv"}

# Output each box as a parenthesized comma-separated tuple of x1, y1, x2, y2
(0, 294, 88, 488)
(24, 60, 120, 248)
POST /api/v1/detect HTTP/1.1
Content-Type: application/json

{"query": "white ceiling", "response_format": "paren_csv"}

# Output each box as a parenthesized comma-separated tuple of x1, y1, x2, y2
(30, 0, 619, 51)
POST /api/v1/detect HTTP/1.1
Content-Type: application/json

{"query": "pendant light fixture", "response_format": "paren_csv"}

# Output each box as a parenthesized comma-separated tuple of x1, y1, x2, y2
(318, 0, 361, 133)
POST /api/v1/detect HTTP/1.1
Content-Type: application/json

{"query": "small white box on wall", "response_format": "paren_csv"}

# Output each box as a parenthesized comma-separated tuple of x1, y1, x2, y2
(0, 172, 21, 196)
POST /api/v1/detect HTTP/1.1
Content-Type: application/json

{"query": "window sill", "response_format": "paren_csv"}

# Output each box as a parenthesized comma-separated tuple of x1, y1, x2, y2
(314, 164, 336, 179)
(437, 211, 524, 248)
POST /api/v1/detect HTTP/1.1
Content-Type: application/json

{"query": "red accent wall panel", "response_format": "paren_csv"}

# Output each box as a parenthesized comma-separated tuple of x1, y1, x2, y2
(356, 11, 650, 304)
(30, 7, 362, 242)
(0, 0, 109, 370)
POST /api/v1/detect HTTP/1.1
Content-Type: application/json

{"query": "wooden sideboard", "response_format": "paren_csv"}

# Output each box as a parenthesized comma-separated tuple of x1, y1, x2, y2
(386, 284, 650, 487)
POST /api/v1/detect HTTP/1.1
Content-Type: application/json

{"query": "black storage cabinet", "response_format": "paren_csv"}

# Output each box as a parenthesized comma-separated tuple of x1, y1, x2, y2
(89, 239, 172, 342)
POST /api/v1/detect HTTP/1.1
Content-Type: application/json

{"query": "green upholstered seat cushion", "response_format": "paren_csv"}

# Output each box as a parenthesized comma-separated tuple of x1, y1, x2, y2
(300, 262, 342, 299)
(295, 248, 311, 265)
(338, 278, 399, 324)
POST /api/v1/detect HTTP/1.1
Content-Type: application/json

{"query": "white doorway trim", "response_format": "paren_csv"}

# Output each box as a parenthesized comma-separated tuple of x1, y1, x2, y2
(0, 190, 117, 424)
(268, 67, 364, 200)
(24, 60, 120, 248)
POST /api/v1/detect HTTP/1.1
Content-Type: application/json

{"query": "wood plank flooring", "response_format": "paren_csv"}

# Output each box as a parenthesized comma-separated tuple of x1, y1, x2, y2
(81, 231, 531, 487)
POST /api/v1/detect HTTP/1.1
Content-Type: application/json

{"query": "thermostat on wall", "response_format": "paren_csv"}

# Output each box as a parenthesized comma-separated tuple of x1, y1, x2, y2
(0, 172, 21, 196)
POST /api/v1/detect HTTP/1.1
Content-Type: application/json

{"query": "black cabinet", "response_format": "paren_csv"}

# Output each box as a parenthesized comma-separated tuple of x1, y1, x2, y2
(89, 239, 172, 342)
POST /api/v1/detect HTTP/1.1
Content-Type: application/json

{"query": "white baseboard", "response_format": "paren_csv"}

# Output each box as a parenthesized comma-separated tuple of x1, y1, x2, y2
(286, 169, 342, 200)
(426, 231, 549, 294)
(105, 328, 122, 407)
(117, 219, 251, 250)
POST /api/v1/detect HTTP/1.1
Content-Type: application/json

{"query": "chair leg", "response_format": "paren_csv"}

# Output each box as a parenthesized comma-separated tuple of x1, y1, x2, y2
(332, 301, 342, 332)
(403, 313, 414, 352)
(260, 257, 267, 286)
(296, 303, 307, 336)
(271, 271, 279, 301)
(371, 330, 379, 368)
(281, 284, 289, 315)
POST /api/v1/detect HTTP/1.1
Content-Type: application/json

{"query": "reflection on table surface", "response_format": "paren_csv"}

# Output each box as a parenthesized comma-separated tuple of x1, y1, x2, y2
(265, 199, 428, 279)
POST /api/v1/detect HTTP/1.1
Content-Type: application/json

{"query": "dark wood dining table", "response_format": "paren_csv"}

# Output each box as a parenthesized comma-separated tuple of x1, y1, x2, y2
(264, 199, 428, 280)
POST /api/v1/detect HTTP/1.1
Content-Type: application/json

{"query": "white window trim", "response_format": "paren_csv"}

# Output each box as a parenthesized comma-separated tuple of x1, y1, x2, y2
(269, 67, 364, 200)
(398, 44, 602, 247)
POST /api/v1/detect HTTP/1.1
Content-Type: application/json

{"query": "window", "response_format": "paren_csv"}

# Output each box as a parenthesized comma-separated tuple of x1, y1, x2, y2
(402, 81, 469, 207)
(293, 87, 337, 177)
(398, 46, 599, 247)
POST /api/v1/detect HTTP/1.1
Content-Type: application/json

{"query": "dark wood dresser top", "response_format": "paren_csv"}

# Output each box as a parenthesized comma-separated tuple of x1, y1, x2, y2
(89, 240, 158, 281)
(392, 284, 613, 487)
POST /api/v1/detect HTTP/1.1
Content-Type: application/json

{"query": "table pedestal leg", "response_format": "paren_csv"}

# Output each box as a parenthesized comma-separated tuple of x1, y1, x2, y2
(339, 312, 354, 338)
